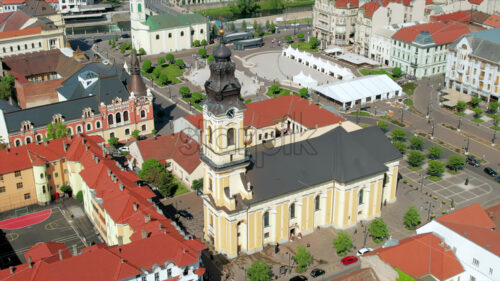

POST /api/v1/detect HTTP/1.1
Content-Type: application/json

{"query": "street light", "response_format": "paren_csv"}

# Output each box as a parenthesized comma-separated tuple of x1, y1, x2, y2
(400, 107, 404, 123)
(431, 121, 435, 140)
(492, 130, 496, 147)
(457, 117, 461, 132)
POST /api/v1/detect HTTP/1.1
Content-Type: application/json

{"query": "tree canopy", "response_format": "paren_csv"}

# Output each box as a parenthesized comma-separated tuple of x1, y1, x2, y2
(456, 100, 467, 112)
(403, 206, 421, 230)
(428, 145, 443, 159)
(179, 86, 191, 98)
(293, 246, 312, 273)
(0, 73, 16, 100)
(230, 0, 258, 16)
(369, 217, 389, 243)
(391, 128, 406, 141)
(247, 260, 271, 281)
(333, 231, 352, 257)
(141, 60, 152, 73)
(428, 160, 445, 177)
(447, 155, 465, 171)
(409, 136, 424, 150)
(408, 150, 426, 167)
(166, 53, 175, 62)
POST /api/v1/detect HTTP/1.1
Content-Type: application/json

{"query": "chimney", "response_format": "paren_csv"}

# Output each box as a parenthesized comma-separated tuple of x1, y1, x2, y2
(119, 183, 124, 191)
(121, 258, 124, 263)
(67, 134, 72, 141)
(28, 256, 32, 268)
(159, 223, 162, 230)
(141, 229, 147, 239)
(144, 214, 151, 223)
(107, 169, 111, 176)
(95, 157, 99, 164)
(62, 140, 67, 152)
(9, 266, 14, 275)
(43, 140, 48, 146)
(133, 202, 138, 211)
(72, 244, 78, 256)
(58, 249, 63, 260)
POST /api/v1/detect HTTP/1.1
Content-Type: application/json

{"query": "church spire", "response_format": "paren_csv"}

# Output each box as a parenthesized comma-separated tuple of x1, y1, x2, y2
(128, 50, 147, 97)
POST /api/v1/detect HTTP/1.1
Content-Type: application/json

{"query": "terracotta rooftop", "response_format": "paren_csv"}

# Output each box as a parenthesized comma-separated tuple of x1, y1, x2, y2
(435, 203, 500, 256)
(185, 95, 344, 130)
(366, 233, 464, 280)
(392, 21, 470, 45)
(335, 0, 359, 8)
(430, 10, 491, 25)
(483, 15, 500, 28)
(330, 267, 379, 281)
(360, 1, 381, 18)
(135, 132, 201, 174)
(24, 242, 71, 262)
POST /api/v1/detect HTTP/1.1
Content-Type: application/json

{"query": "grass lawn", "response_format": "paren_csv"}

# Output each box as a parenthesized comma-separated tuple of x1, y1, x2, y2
(408, 165, 422, 171)
(198, 0, 314, 18)
(472, 118, 484, 123)
(173, 178, 191, 197)
(490, 125, 500, 130)
(427, 175, 442, 182)
(359, 123, 371, 128)
(395, 268, 416, 281)
(282, 18, 312, 24)
(245, 99, 252, 104)
(143, 64, 185, 86)
(455, 111, 466, 116)
(267, 88, 291, 98)
(487, 113, 498, 118)
(402, 82, 418, 95)
(360, 69, 401, 80)
(403, 98, 414, 106)
(350, 111, 371, 116)
(290, 41, 318, 52)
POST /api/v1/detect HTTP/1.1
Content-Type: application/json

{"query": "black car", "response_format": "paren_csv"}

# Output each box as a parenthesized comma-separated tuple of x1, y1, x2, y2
(177, 210, 193, 220)
(466, 156, 480, 167)
(484, 167, 498, 177)
(94, 38, 102, 43)
(310, 269, 325, 278)
(289, 276, 308, 281)
(121, 33, 130, 38)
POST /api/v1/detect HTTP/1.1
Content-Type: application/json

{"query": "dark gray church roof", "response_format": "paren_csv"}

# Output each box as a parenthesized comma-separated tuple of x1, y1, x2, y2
(57, 62, 130, 104)
(0, 99, 20, 113)
(244, 126, 401, 204)
(4, 96, 99, 133)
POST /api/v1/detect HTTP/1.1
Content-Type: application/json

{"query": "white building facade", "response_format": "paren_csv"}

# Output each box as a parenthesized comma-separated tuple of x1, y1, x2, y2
(445, 28, 500, 102)
(313, 0, 358, 46)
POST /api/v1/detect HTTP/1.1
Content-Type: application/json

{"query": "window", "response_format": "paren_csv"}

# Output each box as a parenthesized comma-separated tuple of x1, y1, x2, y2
(125, 128, 130, 135)
(17, 183, 23, 189)
(10, 46, 13, 52)
(168, 33, 172, 38)
(86, 123, 92, 131)
(472, 258, 479, 267)
(108, 114, 114, 125)
(359, 189, 364, 205)
(40, 173, 44, 179)
(141, 124, 146, 131)
(42, 185, 46, 193)
(0, 175, 2, 181)
(191, 30, 195, 35)
(130, 3, 133, 12)
(2, 47, 4, 53)
(123, 111, 129, 122)
(489, 268, 493, 275)
(181, 31, 184, 36)
(137, 3, 142, 12)
(200, 29, 204, 34)
(14, 170, 21, 177)
(167, 268, 172, 278)
(0, 186, 5, 193)
(55, 172, 58, 178)
(207, 126, 212, 144)
(24, 193, 30, 200)
(140, 110, 146, 118)
(17, 45, 20, 51)
(36, 134, 42, 143)
(208, 178, 213, 191)
(263, 211, 269, 227)
(77, 125, 82, 133)
(15, 139, 21, 147)
(227, 128, 235, 146)
(110, 132, 115, 138)
(156, 34, 159, 40)
(24, 44, 27, 49)
(95, 121, 101, 129)
(25, 137, 31, 144)
(116, 112, 122, 123)
(315, 195, 320, 211)
(290, 203, 295, 219)
(470, 276, 476, 281)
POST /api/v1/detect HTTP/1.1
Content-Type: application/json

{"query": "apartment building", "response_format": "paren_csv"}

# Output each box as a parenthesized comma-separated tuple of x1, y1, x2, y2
(313, 0, 359, 46)
(445, 28, 500, 102)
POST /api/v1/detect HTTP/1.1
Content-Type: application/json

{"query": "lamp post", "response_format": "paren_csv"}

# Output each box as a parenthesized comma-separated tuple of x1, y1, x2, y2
(426, 102, 430, 119)
(356, 108, 360, 124)
(431, 121, 435, 140)
(400, 107, 404, 123)
(457, 117, 461, 132)
(492, 130, 496, 147)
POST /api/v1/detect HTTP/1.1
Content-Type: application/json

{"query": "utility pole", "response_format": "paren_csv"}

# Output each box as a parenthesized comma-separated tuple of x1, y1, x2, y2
(457, 117, 461, 132)
(426, 102, 430, 119)
(400, 107, 404, 123)
(431, 121, 435, 140)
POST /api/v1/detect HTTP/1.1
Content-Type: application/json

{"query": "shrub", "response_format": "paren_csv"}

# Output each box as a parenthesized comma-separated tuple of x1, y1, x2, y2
(138, 48, 146, 56)
(157, 57, 165, 65)
(198, 48, 207, 57)
(76, 191, 83, 202)
(447, 155, 465, 171)
(428, 145, 443, 159)
(141, 60, 152, 73)
(152, 66, 162, 78)
(193, 40, 201, 47)
(175, 59, 184, 68)
(166, 53, 174, 63)
(409, 136, 424, 150)
(392, 67, 402, 77)
(201, 39, 208, 46)
(179, 86, 191, 98)
(377, 120, 388, 132)
(309, 37, 319, 49)
(408, 150, 425, 167)
(297, 32, 304, 40)
(391, 128, 406, 141)
(298, 88, 308, 98)
(192, 178, 203, 190)
(191, 92, 204, 104)
(393, 141, 407, 154)
(456, 100, 467, 112)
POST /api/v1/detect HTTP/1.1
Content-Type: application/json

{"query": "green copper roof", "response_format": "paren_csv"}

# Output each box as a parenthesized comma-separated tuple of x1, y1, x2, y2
(143, 13, 207, 31)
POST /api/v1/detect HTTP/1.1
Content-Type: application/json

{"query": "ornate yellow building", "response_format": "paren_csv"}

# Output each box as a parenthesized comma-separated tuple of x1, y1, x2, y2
(201, 36, 402, 258)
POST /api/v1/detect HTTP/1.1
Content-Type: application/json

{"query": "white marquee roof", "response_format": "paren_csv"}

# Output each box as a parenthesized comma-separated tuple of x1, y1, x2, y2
(293, 71, 318, 87)
(313, 75, 402, 103)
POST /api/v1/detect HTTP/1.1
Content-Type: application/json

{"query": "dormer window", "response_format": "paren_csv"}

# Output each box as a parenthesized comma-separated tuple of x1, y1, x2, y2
(52, 114, 63, 123)
(82, 107, 93, 118)
(21, 121, 32, 132)
(77, 71, 98, 89)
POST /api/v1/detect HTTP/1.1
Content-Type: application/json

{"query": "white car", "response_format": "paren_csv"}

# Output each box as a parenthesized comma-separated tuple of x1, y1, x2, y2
(356, 247, 373, 256)
(118, 146, 129, 152)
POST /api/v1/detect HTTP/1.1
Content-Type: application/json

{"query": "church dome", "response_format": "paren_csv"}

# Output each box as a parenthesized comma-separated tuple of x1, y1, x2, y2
(213, 43, 232, 61)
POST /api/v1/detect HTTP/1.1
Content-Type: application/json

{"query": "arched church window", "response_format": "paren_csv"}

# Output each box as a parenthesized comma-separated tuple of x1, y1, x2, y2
(227, 128, 235, 146)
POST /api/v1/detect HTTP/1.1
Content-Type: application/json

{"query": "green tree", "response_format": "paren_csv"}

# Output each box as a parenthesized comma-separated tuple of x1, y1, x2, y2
(456, 100, 467, 112)
(255, 23, 263, 36)
(377, 120, 388, 132)
(157, 57, 165, 65)
(46, 121, 69, 140)
(76, 190, 83, 202)
(207, 54, 214, 63)
(175, 59, 184, 68)
(269, 0, 284, 9)
(131, 129, 141, 140)
(179, 86, 191, 98)
(230, 0, 258, 16)
(393, 141, 407, 154)
(201, 39, 208, 46)
(158, 70, 169, 85)
(252, 20, 258, 31)
(470, 96, 481, 107)
(298, 88, 308, 98)
(369, 217, 389, 243)
(293, 246, 312, 273)
(157, 171, 177, 197)
(285, 35, 293, 42)
(472, 107, 483, 118)
(192, 178, 203, 190)
(269, 22, 276, 33)
(242, 20, 248, 31)
(111, 40, 116, 48)
(309, 37, 319, 49)
(152, 66, 162, 78)
(0, 73, 16, 100)
(428, 160, 445, 177)
(191, 92, 204, 103)
(139, 158, 164, 185)
(138, 48, 146, 56)
(488, 101, 499, 113)
(193, 40, 201, 47)
(265, 20, 270, 30)
(247, 260, 271, 281)
(428, 145, 443, 159)
(166, 53, 175, 63)
(392, 67, 402, 77)
(60, 185, 71, 194)
(297, 32, 304, 40)
(333, 231, 353, 257)
(230, 22, 236, 31)
(409, 136, 424, 150)
(447, 155, 465, 171)
(391, 128, 406, 141)
(408, 150, 426, 167)
(108, 136, 119, 147)
(152, 129, 158, 134)
(211, 23, 218, 38)
(269, 84, 280, 95)
(141, 60, 152, 73)
(198, 48, 207, 57)
(403, 206, 421, 230)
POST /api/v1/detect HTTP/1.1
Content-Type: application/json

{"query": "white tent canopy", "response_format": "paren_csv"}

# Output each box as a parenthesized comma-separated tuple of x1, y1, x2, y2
(324, 47, 343, 54)
(313, 75, 403, 109)
(293, 71, 318, 88)
(282, 46, 354, 80)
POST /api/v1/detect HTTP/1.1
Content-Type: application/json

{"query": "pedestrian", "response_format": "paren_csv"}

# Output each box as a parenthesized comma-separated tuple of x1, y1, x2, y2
(354, 228, 357, 234)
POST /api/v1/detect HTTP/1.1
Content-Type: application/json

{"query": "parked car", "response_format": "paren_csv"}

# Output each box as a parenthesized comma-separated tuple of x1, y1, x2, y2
(289, 275, 308, 281)
(341, 256, 358, 265)
(93, 38, 102, 43)
(484, 167, 498, 177)
(466, 156, 480, 167)
(177, 210, 193, 220)
(118, 146, 129, 152)
(356, 247, 373, 256)
(121, 33, 130, 38)
(310, 268, 325, 278)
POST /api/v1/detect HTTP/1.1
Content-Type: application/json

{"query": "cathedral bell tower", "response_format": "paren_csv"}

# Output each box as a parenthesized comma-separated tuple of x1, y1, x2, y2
(200, 28, 251, 210)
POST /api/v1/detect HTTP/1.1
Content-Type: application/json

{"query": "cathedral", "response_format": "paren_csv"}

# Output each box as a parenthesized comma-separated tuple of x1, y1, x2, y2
(201, 30, 402, 258)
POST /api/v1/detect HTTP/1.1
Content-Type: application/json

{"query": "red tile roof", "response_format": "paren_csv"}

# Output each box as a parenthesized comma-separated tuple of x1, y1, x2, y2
(0, 11, 30, 32)
(1, 0, 25, 4)
(185, 95, 344, 130)
(484, 15, 500, 28)
(135, 132, 201, 174)
(468, 0, 483, 4)
(0, 26, 42, 39)
(360, 1, 381, 18)
(0, 232, 206, 281)
(24, 242, 71, 262)
(334, 0, 359, 8)
(425, 0, 433, 4)
(392, 21, 470, 45)
(366, 233, 463, 280)
(431, 11, 471, 22)
(435, 203, 500, 256)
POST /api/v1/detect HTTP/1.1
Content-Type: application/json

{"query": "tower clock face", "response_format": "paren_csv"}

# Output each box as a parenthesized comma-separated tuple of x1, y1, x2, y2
(226, 109, 235, 119)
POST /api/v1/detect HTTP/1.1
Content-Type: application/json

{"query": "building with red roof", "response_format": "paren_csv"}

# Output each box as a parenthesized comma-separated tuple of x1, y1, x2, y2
(174, 95, 348, 148)
(417, 203, 500, 281)
(390, 21, 470, 78)
(363, 233, 464, 280)
(128, 132, 203, 188)
(0, 232, 206, 281)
